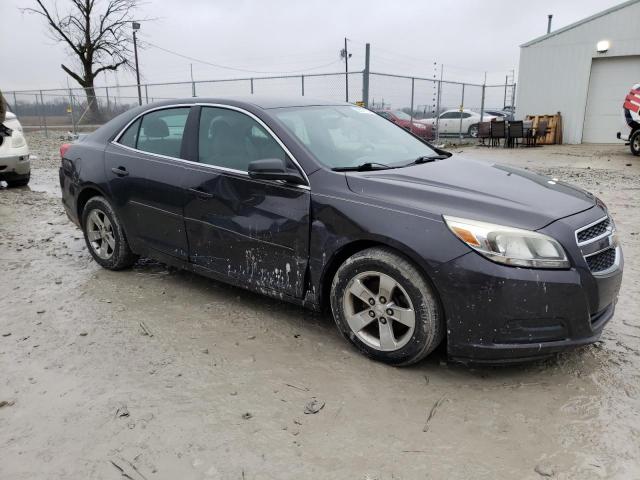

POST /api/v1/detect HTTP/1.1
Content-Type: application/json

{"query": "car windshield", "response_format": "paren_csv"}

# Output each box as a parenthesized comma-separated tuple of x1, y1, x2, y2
(272, 105, 437, 169)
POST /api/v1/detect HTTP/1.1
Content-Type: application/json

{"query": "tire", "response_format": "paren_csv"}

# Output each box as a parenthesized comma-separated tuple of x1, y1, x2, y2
(330, 247, 443, 366)
(631, 130, 640, 157)
(81, 196, 138, 270)
(6, 173, 30, 188)
(468, 124, 479, 138)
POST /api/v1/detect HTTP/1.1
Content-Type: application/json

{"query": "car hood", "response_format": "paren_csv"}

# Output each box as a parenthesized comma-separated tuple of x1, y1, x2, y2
(344, 156, 596, 230)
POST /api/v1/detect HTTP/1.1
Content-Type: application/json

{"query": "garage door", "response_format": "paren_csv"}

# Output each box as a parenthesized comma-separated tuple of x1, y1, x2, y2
(583, 55, 640, 143)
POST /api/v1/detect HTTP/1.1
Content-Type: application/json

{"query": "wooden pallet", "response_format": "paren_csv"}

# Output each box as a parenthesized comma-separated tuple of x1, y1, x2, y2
(526, 113, 563, 145)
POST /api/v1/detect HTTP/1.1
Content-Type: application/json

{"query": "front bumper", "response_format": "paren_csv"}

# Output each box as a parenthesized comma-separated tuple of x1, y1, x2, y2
(433, 210, 623, 364)
(0, 151, 31, 180)
(435, 252, 621, 364)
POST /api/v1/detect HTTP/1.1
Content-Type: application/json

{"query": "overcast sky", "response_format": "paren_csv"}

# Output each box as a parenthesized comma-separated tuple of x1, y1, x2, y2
(2, 0, 624, 92)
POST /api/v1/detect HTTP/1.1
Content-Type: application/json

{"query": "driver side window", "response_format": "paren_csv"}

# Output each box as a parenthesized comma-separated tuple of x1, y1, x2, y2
(198, 107, 289, 171)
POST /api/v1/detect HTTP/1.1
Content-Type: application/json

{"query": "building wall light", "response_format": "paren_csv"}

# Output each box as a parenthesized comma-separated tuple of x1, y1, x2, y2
(596, 40, 610, 53)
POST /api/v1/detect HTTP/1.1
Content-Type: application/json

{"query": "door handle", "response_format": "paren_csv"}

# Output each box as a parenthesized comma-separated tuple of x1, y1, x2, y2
(188, 187, 214, 199)
(111, 166, 129, 177)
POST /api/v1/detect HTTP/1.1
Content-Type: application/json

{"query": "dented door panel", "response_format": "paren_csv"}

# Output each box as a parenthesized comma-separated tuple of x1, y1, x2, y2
(183, 165, 310, 298)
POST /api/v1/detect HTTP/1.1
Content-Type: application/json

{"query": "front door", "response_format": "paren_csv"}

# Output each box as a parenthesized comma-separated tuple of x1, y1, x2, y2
(105, 106, 192, 259)
(183, 105, 310, 298)
(438, 112, 451, 134)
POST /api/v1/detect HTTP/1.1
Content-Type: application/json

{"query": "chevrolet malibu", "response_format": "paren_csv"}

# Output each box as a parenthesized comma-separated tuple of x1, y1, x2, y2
(59, 98, 623, 365)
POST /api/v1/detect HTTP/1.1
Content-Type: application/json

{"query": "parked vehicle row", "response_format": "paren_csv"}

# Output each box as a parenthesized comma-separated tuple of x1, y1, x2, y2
(60, 97, 622, 366)
(375, 107, 515, 139)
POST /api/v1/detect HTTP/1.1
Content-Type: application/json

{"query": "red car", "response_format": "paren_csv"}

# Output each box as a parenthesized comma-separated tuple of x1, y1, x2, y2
(374, 109, 435, 140)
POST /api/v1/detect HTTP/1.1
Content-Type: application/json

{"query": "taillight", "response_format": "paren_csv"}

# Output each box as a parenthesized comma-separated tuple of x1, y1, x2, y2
(60, 143, 71, 159)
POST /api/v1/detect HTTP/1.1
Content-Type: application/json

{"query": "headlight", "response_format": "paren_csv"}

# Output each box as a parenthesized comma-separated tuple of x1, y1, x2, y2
(11, 131, 26, 148)
(414, 123, 426, 129)
(443, 215, 569, 269)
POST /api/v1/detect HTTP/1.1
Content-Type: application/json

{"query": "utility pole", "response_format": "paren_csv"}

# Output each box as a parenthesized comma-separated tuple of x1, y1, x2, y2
(480, 71, 487, 122)
(132, 21, 142, 106)
(340, 37, 352, 102)
(435, 64, 443, 143)
(363, 43, 370, 108)
(344, 37, 349, 102)
(503, 74, 508, 109)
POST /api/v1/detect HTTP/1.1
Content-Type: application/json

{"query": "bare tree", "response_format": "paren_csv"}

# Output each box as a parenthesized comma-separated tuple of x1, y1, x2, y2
(25, 0, 141, 122)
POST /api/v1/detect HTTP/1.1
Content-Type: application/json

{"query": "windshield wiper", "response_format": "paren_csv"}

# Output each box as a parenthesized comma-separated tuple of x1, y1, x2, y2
(332, 162, 395, 172)
(404, 155, 449, 166)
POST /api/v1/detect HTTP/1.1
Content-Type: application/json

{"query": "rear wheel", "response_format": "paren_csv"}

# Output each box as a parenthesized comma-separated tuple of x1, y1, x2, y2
(631, 130, 640, 156)
(81, 196, 138, 270)
(468, 124, 479, 138)
(330, 247, 443, 366)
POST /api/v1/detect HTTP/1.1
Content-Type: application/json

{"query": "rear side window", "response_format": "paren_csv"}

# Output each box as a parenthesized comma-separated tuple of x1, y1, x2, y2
(198, 107, 288, 171)
(119, 107, 190, 158)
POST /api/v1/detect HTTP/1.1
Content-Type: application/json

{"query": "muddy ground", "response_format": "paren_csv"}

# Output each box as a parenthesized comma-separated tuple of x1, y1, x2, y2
(1, 133, 639, 480)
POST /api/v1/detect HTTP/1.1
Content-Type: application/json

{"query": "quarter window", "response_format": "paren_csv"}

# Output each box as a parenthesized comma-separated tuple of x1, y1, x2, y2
(198, 107, 288, 171)
(118, 118, 141, 148)
(119, 107, 190, 158)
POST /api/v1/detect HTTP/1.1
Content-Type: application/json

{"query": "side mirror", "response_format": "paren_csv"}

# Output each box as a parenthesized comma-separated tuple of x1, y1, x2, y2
(248, 158, 306, 185)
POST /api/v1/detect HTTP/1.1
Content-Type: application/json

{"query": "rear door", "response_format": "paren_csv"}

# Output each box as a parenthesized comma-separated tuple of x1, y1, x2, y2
(182, 105, 310, 298)
(105, 106, 192, 259)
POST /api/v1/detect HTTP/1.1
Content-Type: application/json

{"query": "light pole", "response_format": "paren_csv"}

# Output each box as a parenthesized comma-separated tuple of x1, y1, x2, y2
(132, 21, 142, 106)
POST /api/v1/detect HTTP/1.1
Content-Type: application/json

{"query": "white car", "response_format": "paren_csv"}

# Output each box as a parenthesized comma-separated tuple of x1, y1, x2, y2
(0, 111, 30, 187)
(419, 109, 498, 137)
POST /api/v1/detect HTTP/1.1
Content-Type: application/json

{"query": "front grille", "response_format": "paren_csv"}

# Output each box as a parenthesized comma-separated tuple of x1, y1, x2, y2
(586, 248, 616, 273)
(577, 217, 610, 243)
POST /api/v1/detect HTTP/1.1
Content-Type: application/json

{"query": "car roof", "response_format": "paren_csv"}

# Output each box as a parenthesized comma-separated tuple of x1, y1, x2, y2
(142, 96, 349, 110)
(443, 108, 476, 113)
(86, 96, 354, 144)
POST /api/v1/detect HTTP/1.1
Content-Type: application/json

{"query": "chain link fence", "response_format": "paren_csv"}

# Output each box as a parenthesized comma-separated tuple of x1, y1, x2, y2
(6, 71, 515, 143)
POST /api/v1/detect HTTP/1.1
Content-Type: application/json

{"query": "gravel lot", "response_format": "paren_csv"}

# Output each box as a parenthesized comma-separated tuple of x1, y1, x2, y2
(1, 132, 639, 480)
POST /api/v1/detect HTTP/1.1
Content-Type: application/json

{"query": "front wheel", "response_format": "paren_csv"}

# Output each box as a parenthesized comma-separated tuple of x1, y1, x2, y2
(468, 124, 479, 138)
(631, 130, 640, 156)
(330, 247, 443, 366)
(81, 196, 138, 270)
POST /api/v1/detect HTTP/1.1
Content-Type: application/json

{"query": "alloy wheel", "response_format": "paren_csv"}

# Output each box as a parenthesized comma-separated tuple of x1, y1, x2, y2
(86, 209, 116, 259)
(342, 271, 416, 352)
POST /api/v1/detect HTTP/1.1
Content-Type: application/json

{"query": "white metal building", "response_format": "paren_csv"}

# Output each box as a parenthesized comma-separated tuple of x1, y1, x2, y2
(516, 0, 640, 144)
